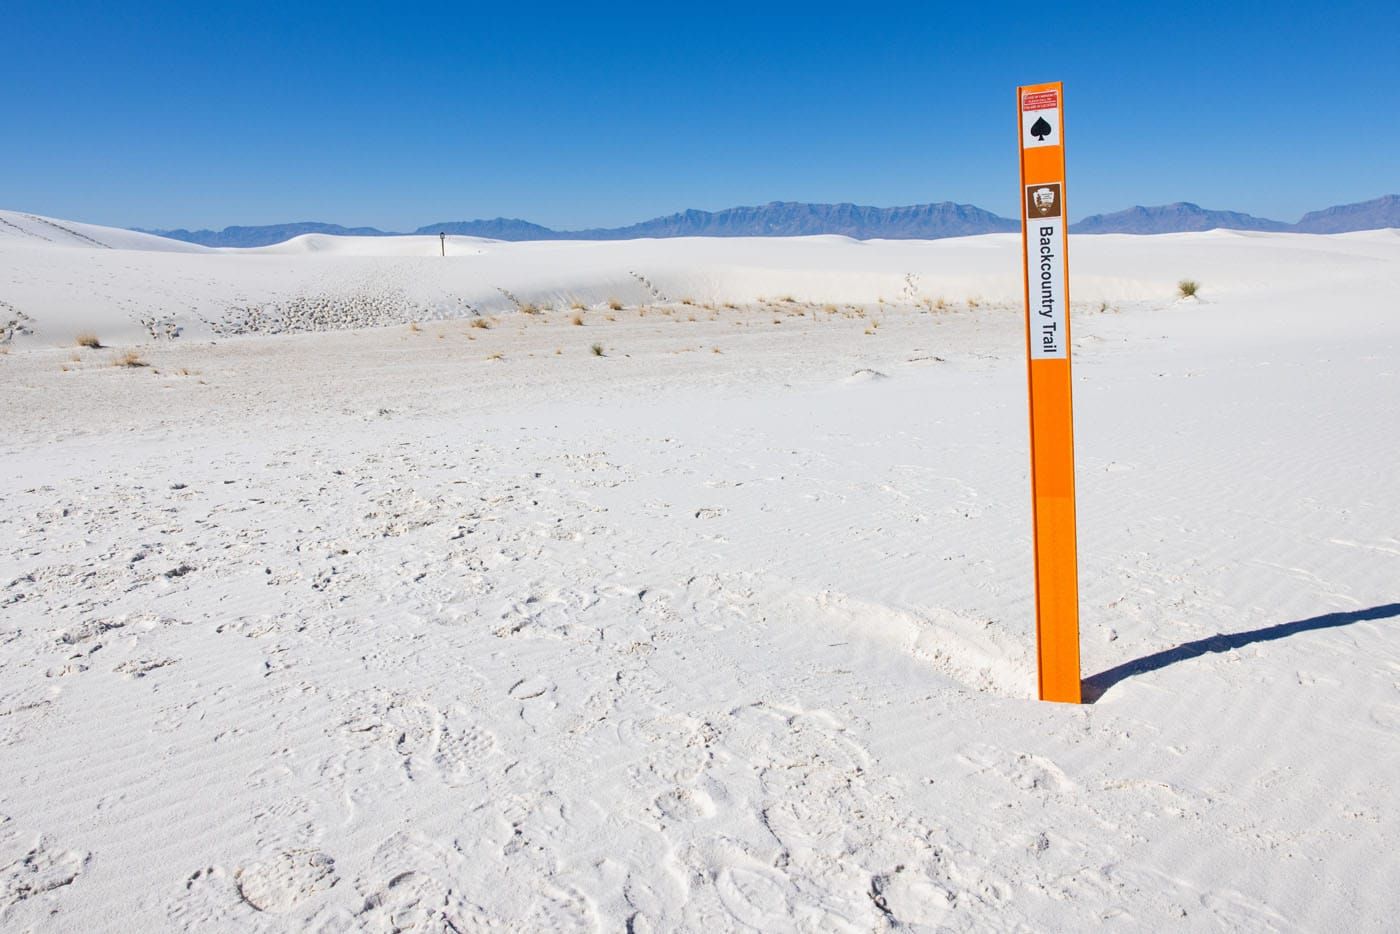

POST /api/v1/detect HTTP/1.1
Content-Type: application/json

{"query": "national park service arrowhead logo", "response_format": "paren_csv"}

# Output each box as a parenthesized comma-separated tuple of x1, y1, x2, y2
(1027, 183, 1062, 219)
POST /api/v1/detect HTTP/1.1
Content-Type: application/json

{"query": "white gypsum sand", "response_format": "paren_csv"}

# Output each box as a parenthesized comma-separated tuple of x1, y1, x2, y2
(0, 214, 1398, 929)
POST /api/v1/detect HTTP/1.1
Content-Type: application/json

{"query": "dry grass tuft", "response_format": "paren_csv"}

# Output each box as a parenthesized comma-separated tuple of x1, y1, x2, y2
(408, 321, 422, 333)
(570, 313, 584, 326)
(520, 303, 541, 315)
(681, 297, 694, 306)
(486, 351, 504, 361)
(590, 342, 604, 357)
(113, 349, 148, 368)
(76, 332, 103, 349)
(1177, 279, 1200, 298)
(470, 317, 492, 329)
(608, 298, 623, 311)
(570, 300, 587, 311)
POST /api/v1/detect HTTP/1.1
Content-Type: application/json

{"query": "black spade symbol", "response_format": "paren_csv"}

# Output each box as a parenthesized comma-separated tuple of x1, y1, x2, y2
(1030, 116, 1052, 141)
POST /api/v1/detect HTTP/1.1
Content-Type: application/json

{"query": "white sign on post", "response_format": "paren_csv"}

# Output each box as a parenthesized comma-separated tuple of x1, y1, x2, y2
(1024, 182, 1067, 360)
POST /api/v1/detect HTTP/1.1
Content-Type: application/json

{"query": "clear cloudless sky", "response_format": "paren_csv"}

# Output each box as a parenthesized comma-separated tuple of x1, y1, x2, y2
(5, 0, 1397, 230)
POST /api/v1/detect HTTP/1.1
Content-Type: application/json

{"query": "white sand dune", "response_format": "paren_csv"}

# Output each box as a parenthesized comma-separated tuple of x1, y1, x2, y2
(1, 212, 1398, 929)
(6, 208, 1396, 346)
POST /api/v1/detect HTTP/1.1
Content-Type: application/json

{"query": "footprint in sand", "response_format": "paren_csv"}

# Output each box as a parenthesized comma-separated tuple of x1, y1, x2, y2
(0, 835, 90, 912)
(234, 849, 337, 914)
(653, 786, 717, 822)
(430, 720, 498, 787)
(958, 743, 1075, 795)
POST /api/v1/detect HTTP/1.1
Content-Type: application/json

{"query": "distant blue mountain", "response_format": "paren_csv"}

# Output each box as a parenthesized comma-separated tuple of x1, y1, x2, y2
(1292, 195, 1400, 233)
(140, 221, 392, 247)
(418, 202, 1017, 240)
(415, 218, 560, 240)
(1069, 202, 1289, 234)
(573, 201, 1018, 240)
(146, 202, 1017, 247)
(141, 195, 1400, 247)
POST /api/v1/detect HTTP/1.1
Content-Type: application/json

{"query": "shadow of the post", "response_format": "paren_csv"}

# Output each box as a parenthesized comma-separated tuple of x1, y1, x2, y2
(1083, 602, 1400, 703)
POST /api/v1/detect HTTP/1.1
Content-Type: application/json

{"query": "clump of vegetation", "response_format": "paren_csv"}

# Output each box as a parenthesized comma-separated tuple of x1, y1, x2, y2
(1177, 279, 1200, 298)
(113, 350, 148, 368)
(486, 351, 504, 361)
(966, 297, 980, 309)
(470, 317, 492, 329)
(520, 303, 541, 315)
(76, 332, 103, 349)
(570, 300, 587, 311)
(681, 297, 695, 306)
(607, 298, 623, 311)
(570, 312, 584, 326)
(590, 342, 604, 357)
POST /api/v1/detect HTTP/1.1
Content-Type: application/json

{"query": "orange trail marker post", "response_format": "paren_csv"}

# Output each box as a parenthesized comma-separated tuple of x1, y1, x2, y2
(1017, 81, 1082, 703)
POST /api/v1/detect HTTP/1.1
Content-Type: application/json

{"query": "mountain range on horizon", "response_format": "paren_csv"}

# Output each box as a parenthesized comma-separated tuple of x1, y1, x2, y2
(140, 195, 1400, 248)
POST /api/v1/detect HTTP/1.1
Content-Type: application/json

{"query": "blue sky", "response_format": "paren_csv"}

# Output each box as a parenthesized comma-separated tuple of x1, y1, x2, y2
(6, 1, 1397, 230)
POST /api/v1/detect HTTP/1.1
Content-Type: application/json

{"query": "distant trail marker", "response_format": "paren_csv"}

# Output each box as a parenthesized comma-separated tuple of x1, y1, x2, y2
(1017, 81, 1081, 703)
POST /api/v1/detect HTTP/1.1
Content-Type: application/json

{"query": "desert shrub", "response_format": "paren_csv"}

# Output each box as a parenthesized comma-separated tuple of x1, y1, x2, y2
(608, 298, 623, 311)
(1178, 279, 1200, 298)
(76, 332, 103, 348)
(570, 313, 584, 326)
(470, 317, 491, 329)
(114, 350, 148, 368)
(590, 342, 604, 356)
